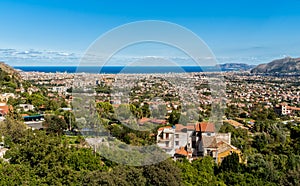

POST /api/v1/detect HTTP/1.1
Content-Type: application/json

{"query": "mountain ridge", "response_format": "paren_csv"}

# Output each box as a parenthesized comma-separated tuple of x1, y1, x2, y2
(217, 63, 256, 71)
(251, 57, 300, 73)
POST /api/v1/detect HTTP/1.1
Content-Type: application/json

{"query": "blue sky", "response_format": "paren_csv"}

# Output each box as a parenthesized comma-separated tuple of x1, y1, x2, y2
(1, 0, 300, 66)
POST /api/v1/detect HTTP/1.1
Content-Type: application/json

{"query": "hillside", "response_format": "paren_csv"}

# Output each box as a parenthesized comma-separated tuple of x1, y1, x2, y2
(217, 63, 256, 71)
(0, 62, 22, 81)
(0, 62, 22, 93)
(251, 57, 300, 73)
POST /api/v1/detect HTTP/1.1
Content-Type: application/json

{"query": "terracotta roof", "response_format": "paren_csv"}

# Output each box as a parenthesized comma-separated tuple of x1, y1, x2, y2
(150, 119, 167, 124)
(196, 122, 215, 132)
(226, 120, 248, 130)
(158, 126, 172, 131)
(175, 124, 184, 132)
(174, 124, 195, 132)
(138, 117, 151, 124)
(186, 125, 195, 130)
(139, 118, 167, 125)
(0, 104, 12, 115)
(288, 106, 300, 111)
(175, 147, 188, 156)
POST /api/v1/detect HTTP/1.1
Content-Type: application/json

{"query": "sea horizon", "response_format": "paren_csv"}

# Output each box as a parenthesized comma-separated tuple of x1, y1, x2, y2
(13, 65, 222, 74)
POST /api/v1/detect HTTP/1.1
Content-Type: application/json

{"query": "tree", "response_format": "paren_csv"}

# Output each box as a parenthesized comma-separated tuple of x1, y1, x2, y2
(4, 130, 104, 185)
(115, 104, 131, 120)
(97, 102, 114, 119)
(176, 157, 223, 185)
(43, 115, 67, 135)
(27, 93, 46, 108)
(63, 111, 76, 130)
(143, 159, 182, 186)
(0, 117, 27, 145)
(45, 99, 59, 111)
(168, 110, 180, 125)
(252, 133, 268, 152)
(219, 152, 241, 173)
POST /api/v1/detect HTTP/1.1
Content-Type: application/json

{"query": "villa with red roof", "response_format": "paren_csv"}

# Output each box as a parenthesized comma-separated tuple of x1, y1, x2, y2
(157, 122, 241, 163)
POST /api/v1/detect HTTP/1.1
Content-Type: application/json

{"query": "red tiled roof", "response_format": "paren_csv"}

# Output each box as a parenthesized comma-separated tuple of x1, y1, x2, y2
(138, 117, 151, 124)
(150, 119, 167, 124)
(175, 124, 184, 132)
(0, 104, 12, 115)
(158, 126, 172, 131)
(174, 124, 195, 132)
(175, 147, 188, 156)
(186, 125, 195, 130)
(195, 122, 215, 132)
(288, 106, 300, 111)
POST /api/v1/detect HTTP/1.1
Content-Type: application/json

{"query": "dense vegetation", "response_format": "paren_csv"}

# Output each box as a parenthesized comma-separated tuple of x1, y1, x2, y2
(0, 105, 300, 185)
(0, 68, 20, 93)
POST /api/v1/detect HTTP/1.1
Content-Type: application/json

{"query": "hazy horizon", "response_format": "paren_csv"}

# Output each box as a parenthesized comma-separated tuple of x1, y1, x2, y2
(1, 1, 300, 66)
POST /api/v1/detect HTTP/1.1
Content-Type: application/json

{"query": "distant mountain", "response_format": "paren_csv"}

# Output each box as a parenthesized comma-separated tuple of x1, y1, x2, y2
(217, 63, 256, 71)
(251, 57, 300, 73)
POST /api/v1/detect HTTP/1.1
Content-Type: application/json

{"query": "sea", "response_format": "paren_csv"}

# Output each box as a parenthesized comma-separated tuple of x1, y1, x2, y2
(13, 66, 221, 74)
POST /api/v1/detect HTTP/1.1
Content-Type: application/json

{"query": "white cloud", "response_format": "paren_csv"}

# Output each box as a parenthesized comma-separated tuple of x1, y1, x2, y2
(0, 48, 81, 66)
(0, 48, 281, 66)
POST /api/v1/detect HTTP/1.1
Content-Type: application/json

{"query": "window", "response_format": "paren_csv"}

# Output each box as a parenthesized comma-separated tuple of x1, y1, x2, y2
(165, 133, 169, 139)
(165, 141, 169, 147)
(207, 150, 212, 156)
(192, 141, 196, 148)
(175, 134, 179, 138)
(175, 141, 179, 146)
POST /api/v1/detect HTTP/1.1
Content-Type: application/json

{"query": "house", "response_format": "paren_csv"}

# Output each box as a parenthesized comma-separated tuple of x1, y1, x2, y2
(225, 119, 248, 130)
(18, 104, 35, 112)
(157, 126, 175, 156)
(157, 122, 241, 163)
(0, 148, 8, 159)
(215, 141, 241, 164)
(275, 102, 300, 115)
(174, 124, 195, 156)
(52, 86, 67, 93)
(174, 146, 193, 160)
(0, 93, 15, 102)
(157, 124, 195, 157)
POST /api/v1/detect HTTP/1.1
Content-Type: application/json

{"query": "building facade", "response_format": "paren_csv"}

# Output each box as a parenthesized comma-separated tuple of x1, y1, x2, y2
(157, 122, 241, 163)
